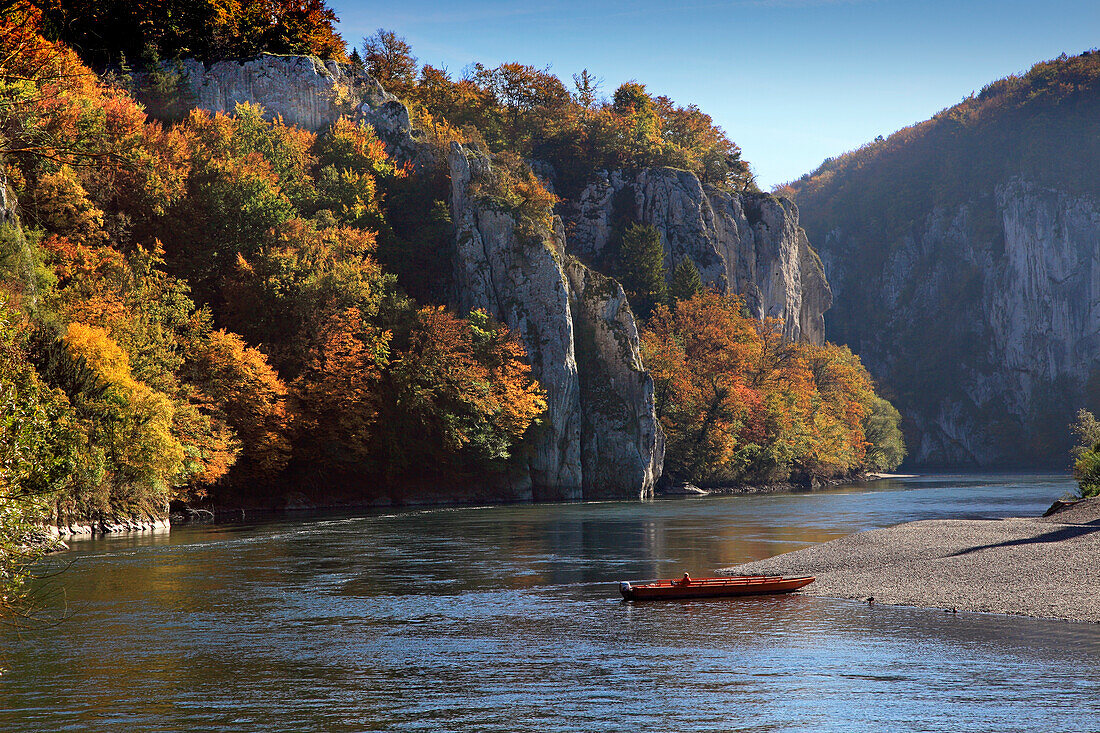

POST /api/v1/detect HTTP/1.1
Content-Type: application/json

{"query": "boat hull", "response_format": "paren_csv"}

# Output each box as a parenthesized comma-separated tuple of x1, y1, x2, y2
(619, 575, 815, 601)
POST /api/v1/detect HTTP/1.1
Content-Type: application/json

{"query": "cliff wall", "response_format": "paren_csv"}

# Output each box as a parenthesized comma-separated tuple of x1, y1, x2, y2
(449, 143, 664, 499)
(566, 168, 831, 344)
(175, 55, 355, 130)
(819, 180, 1100, 466)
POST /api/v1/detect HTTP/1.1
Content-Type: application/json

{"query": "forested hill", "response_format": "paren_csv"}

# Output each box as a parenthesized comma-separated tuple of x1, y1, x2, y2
(0, 0, 902, 535)
(785, 50, 1100, 467)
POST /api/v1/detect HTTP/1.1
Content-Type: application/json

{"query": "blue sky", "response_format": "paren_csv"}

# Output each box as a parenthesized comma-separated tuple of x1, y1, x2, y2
(329, 0, 1100, 189)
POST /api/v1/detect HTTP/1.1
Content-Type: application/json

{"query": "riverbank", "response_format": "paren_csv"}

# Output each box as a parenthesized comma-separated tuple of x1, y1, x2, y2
(658, 474, 867, 497)
(721, 497, 1100, 623)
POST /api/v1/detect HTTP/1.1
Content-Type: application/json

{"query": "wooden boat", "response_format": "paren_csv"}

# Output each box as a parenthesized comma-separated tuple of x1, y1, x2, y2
(619, 574, 815, 601)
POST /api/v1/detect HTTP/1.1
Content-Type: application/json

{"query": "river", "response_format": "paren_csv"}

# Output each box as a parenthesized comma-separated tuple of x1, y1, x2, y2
(2, 474, 1099, 731)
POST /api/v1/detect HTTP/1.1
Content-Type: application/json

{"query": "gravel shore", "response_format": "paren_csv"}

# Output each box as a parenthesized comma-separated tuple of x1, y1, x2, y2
(721, 497, 1100, 622)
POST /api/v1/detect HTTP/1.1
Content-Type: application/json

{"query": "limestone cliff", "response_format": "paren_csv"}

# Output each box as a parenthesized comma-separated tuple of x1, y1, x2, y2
(449, 143, 663, 499)
(818, 180, 1100, 467)
(448, 143, 583, 498)
(173, 54, 433, 168)
(566, 168, 831, 344)
(175, 55, 356, 131)
(0, 168, 15, 226)
(170, 53, 667, 499)
(564, 261, 664, 498)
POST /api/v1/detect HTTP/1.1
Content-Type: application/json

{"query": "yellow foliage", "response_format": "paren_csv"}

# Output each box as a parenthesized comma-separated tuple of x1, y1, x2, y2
(63, 322, 185, 491)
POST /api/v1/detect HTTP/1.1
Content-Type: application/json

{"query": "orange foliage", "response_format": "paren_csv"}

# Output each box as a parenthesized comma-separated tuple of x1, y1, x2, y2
(642, 292, 877, 485)
(292, 306, 390, 467)
(382, 306, 545, 470)
(185, 329, 293, 479)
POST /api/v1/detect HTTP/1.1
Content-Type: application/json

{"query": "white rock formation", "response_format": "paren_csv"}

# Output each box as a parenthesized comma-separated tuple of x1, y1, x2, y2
(567, 168, 831, 344)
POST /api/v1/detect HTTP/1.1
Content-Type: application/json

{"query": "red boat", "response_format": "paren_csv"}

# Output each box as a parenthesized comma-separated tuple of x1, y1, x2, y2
(619, 574, 815, 601)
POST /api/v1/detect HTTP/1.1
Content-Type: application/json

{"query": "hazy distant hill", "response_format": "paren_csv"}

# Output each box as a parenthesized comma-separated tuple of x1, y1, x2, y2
(786, 51, 1100, 467)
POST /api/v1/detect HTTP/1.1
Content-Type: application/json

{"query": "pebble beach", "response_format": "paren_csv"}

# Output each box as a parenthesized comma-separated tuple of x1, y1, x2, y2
(722, 497, 1100, 622)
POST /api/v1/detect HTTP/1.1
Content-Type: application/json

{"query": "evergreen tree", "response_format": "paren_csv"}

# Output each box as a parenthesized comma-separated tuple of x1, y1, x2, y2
(348, 48, 364, 72)
(669, 258, 703, 304)
(572, 69, 602, 110)
(616, 223, 667, 320)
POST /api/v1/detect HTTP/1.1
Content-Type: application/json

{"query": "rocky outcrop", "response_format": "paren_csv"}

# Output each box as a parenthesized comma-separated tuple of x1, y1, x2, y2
(449, 143, 664, 499)
(565, 261, 664, 499)
(449, 143, 583, 498)
(173, 54, 434, 169)
(171, 53, 840, 495)
(818, 179, 1100, 467)
(0, 167, 16, 226)
(567, 168, 831, 344)
(51, 514, 170, 538)
(174, 53, 668, 500)
(175, 54, 356, 131)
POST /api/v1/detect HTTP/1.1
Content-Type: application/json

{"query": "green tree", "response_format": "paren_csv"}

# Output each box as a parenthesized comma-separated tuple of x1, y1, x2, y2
(616, 223, 667, 319)
(0, 302, 78, 621)
(1071, 408, 1100, 497)
(669, 258, 703, 303)
(862, 396, 906, 471)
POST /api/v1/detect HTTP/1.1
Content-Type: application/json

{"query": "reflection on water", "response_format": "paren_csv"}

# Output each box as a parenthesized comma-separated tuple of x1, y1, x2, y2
(2, 474, 1098, 732)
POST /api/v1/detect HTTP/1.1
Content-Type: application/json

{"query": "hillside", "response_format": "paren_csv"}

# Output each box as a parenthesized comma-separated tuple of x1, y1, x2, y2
(0, 3, 902, 537)
(786, 50, 1100, 467)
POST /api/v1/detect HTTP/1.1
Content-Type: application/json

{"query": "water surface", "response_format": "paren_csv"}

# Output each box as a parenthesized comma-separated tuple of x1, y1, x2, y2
(3, 474, 1098, 731)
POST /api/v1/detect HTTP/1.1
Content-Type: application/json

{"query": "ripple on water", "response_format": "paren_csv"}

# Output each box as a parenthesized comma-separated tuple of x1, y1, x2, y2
(2, 474, 1098, 732)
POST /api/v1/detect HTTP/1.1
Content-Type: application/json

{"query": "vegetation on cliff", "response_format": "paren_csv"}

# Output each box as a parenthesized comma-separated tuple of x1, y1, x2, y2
(0, 7, 544, 527)
(359, 29, 756, 198)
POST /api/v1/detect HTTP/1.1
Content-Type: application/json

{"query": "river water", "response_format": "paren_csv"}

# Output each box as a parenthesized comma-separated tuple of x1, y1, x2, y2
(3, 474, 1099, 732)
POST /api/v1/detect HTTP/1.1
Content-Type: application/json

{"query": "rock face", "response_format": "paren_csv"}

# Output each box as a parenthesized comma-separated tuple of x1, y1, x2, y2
(52, 515, 171, 539)
(0, 168, 15, 225)
(175, 54, 356, 130)
(449, 143, 664, 499)
(567, 168, 831, 344)
(565, 261, 664, 498)
(174, 54, 436, 170)
(448, 143, 583, 498)
(175, 53, 668, 500)
(818, 179, 1100, 466)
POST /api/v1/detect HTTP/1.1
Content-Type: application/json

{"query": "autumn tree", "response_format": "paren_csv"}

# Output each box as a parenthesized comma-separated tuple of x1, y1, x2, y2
(36, 0, 346, 68)
(362, 28, 418, 96)
(376, 307, 545, 480)
(642, 292, 900, 486)
(292, 305, 390, 471)
(183, 328, 292, 482)
(642, 293, 762, 483)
